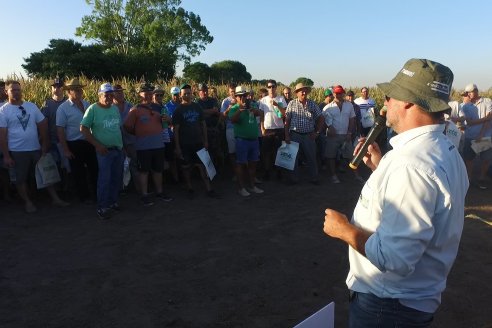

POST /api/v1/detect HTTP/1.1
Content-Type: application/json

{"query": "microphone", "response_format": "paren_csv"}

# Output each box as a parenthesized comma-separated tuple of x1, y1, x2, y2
(349, 110, 387, 170)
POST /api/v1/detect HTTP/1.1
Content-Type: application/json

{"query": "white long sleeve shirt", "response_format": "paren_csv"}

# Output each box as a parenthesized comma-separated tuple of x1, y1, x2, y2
(347, 124, 469, 313)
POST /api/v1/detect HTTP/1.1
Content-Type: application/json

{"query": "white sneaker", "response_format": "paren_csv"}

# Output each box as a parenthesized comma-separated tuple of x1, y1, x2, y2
(238, 188, 250, 197)
(331, 175, 341, 184)
(248, 186, 264, 194)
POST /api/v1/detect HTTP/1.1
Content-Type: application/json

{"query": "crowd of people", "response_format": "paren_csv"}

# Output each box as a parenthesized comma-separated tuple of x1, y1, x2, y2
(0, 76, 490, 219)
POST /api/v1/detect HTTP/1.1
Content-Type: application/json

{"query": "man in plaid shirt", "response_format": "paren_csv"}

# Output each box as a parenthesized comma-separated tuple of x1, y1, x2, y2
(284, 83, 324, 184)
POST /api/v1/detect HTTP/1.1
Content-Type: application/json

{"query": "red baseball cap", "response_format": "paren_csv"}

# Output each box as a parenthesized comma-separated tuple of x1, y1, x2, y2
(333, 85, 345, 94)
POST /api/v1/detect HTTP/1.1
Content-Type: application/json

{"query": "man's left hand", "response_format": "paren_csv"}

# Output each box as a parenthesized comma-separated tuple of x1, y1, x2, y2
(324, 208, 350, 240)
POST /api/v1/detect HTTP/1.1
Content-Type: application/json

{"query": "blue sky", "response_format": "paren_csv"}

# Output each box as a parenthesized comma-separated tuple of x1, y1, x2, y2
(2, 0, 492, 90)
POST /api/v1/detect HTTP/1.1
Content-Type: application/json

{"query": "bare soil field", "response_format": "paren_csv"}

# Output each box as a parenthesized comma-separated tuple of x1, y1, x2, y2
(1, 166, 491, 328)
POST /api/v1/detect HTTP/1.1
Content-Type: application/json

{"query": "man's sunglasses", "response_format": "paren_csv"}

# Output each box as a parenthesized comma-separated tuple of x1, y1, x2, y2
(19, 106, 26, 117)
(267, 85, 276, 89)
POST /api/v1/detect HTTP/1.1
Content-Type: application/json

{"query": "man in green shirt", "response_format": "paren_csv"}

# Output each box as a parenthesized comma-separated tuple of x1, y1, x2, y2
(80, 83, 123, 219)
(228, 86, 264, 197)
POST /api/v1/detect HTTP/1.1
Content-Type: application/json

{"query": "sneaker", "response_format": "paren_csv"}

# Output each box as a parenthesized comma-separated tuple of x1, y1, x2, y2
(156, 192, 173, 202)
(207, 190, 221, 199)
(141, 195, 155, 207)
(330, 175, 341, 184)
(238, 188, 251, 197)
(109, 203, 121, 211)
(478, 179, 488, 190)
(248, 186, 264, 194)
(97, 208, 111, 220)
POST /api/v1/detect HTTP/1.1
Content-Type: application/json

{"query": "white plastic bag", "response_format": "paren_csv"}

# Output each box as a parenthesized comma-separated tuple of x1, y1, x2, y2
(35, 153, 61, 189)
(275, 141, 299, 171)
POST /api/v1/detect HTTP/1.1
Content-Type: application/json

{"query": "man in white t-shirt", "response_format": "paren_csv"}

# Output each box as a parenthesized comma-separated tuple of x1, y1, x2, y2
(323, 85, 355, 184)
(259, 79, 286, 180)
(0, 80, 69, 213)
(354, 87, 377, 136)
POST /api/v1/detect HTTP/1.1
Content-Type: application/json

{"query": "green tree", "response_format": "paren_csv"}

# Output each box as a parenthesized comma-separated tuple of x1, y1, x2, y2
(210, 60, 251, 84)
(183, 62, 212, 82)
(291, 77, 314, 87)
(76, 0, 213, 74)
(22, 39, 111, 79)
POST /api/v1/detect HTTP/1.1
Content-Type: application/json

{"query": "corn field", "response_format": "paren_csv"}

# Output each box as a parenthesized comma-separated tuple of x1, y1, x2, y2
(6, 76, 490, 110)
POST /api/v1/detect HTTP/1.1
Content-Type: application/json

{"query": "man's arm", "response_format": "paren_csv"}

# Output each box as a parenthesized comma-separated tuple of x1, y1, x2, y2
(0, 127, 14, 167)
(323, 208, 372, 256)
(201, 120, 208, 149)
(57, 127, 74, 159)
(36, 118, 50, 155)
(80, 125, 107, 155)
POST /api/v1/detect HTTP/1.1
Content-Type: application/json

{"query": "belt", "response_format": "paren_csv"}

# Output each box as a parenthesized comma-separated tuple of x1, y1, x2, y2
(236, 137, 257, 141)
(106, 146, 120, 151)
(291, 130, 312, 135)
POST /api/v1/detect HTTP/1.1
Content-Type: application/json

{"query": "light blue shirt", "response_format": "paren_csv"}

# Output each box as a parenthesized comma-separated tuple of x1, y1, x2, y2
(220, 97, 234, 129)
(347, 124, 469, 313)
(56, 98, 90, 141)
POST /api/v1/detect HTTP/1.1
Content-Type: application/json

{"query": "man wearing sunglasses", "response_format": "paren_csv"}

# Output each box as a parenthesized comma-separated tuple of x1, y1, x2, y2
(0, 80, 69, 213)
(324, 59, 468, 327)
(259, 79, 286, 181)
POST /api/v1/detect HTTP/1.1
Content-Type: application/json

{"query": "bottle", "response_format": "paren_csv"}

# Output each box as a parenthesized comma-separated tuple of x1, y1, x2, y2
(248, 110, 255, 124)
(161, 106, 169, 129)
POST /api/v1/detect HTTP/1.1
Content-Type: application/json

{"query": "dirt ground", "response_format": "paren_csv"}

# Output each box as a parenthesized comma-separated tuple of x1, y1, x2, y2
(1, 165, 491, 328)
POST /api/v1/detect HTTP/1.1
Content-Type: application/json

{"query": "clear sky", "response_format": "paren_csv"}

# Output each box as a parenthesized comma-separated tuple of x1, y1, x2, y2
(2, 0, 492, 90)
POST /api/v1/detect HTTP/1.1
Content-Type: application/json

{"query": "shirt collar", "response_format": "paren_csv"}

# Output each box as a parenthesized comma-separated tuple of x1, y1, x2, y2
(389, 124, 445, 150)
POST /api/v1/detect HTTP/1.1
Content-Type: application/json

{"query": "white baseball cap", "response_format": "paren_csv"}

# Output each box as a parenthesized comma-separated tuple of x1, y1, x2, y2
(170, 86, 180, 95)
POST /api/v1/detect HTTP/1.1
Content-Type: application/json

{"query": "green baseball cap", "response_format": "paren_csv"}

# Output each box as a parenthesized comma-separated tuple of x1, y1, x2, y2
(324, 89, 333, 97)
(377, 58, 453, 113)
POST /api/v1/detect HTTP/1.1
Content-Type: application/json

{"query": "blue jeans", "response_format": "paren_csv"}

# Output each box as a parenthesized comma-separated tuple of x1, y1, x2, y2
(349, 291, 434, 328)
(96, 149, 124, 209)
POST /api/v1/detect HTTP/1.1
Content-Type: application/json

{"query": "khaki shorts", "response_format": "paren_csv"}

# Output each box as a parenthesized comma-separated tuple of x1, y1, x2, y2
(10, 150, 41, 184)
(324, 134, 354, 159)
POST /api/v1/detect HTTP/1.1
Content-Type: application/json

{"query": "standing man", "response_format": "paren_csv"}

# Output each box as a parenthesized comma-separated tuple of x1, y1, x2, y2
(113, 84, 139, 192)
(354, 87, 377, 136)
(229, 86, 264, 196)
(41, 78, 67, 166)
(324, 59, 468, 326)
(323, 85, 356, 184)
(0, 80, 69, 213)
(164, 86, 181, 182)
(57, 78, 98, 203)
(173, 84, 219, 199)
(259, 79, 286, 180)
(282, 87, 293, 105)
(459, 83, 492, 189)
(197, 83, 221, 169)
(80, 83, 123, 219)
(0, 81, 7, 106)
(220, 83, 237, 176)
(124, 83, 172, 206)
(284, 83, 324, 184)
(319, 88, 334, 111)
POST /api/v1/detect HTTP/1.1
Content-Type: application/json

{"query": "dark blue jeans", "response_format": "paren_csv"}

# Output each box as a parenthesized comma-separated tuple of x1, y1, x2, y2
(96, 149, 123, 209)
(349, 291, 434, 328)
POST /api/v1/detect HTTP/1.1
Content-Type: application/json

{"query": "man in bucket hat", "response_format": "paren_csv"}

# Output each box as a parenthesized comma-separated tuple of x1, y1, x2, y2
(323, 59, 468, 327)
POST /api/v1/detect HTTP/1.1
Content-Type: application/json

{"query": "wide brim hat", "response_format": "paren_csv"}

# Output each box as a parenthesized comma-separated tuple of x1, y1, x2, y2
(377, 58, 453, 113)
(294, 83, 312, 93)
(64, 78, 86, 90)
(235, 85, 248, 96)
(137, 82, 154, 93)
